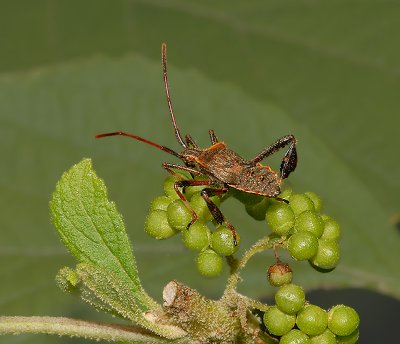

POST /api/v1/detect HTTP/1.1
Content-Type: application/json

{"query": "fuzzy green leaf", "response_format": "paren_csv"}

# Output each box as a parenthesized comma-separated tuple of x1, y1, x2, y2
(56, 263, 187, 340)
(49, 158, 156, 311)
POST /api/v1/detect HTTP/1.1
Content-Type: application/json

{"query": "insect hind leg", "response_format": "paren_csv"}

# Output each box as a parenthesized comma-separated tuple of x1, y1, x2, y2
(250, 135, 297, 180)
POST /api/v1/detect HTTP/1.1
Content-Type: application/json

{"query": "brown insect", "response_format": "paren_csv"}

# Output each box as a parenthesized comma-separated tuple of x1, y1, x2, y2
(96, 43, 297, 245)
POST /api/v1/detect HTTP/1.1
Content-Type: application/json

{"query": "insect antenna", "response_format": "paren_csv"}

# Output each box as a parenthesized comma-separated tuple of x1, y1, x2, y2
(162, 42, 187, 149)
(95, 132, 182, 159)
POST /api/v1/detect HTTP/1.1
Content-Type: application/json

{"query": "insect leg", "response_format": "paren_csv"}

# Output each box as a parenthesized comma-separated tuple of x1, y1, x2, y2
(185, 134, 199, 148)
(162, 163, 214, 229)
(209, 129, 219, 144)
(162, 162, 202, 178)
(200, 187, 239, 246)
(250, 135, 297, 179)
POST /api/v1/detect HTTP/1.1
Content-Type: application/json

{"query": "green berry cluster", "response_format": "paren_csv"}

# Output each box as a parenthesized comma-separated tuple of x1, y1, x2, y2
(242, 188, 341, 270)
(145, 174, 239, 277)
(263, 283, 360, 343)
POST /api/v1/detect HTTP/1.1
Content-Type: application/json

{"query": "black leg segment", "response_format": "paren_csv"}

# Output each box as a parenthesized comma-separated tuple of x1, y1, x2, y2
(209, 129, 219, 144)
(250, 134, 297, 179)
(200, 187, 238, 246)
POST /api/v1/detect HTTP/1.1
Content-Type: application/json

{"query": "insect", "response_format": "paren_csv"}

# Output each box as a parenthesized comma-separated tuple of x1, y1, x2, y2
(96, 43, 297, 245)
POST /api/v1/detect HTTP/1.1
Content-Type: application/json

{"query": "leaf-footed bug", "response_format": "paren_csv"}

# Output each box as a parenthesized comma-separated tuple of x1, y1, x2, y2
(96, 43, 297, 245)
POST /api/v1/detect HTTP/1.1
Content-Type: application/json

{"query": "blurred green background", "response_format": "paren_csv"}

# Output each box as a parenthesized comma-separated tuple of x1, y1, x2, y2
(1, 1, 399, 343)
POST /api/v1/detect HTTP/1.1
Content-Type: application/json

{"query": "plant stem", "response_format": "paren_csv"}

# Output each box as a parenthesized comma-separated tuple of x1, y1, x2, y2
(224, 236, 273, 294)
(0, 316, 188, 343)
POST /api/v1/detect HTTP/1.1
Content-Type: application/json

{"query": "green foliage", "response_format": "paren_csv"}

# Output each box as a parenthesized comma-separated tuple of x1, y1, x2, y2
(1, 3, 400, 343)
(49, 159, 156, 311)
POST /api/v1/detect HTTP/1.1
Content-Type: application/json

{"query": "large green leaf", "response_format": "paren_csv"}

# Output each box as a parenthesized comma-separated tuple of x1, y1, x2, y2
(1, 1, 399, 343)
(50, 158, 157, 311)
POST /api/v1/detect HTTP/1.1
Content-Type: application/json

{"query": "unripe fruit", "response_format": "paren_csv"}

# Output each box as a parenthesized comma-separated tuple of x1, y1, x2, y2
(163, 176, 181, 200)
(263, 306, 296, 336)
(294, 210, 324, 238)
(305, 191, 322, 212)
(336, 329, 359, 344)
(149, 196, 172, 212)
(196, 249, 223, 277)
(145, 210, 178, 239)
(296, 304, 328, 336)
(266, 201, 295, 235)
(288, 231, 319, 260)
(189, 192, 213, 222)
(167, 199, 192, 231)
(267, 262, 293, 286)
(320, 215, 341, 241)
(279, 188, 293, 202)
(211, 226, 240, 256)
(280, 329, 311, 344)
(245, 198, 269, 221)
(275, 283, 305, 314)
(184, 175, 208, 200)
(288, 193, 315, 216)
(310, 329, 336, 344)
(310, 239, 340, 270)
(328, 305, 360, 336)
(182, 222, 211, 251)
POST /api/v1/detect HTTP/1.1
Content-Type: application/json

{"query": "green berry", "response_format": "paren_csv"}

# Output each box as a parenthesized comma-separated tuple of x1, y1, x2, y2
(182, 222, 210, 251)
(296, 305, 328, 336)
(305, 192, 322, 212)
(149, 196, 172, 212)
(183, 175, 209, 199)
(294, 210, 324, 238)
(279, 188, 293, 202)
(145, 210, 178, 239)
(289, 193, 315, 216)
(310, 239, 340, 270)
(267, 262, 293, 287)
(163, 176, 181, 200)
(336, 329, 359, 344)
(189, 192, 212, 222)
(211, 226, 240, 256)
(280, 329, 311, 344)
(275, 283, 305, 314)
(288, 231, 319, 260)
(310, 329, 336, 344)
(196, 249, 223, 277)
(189, 192, 221, 223)
(320, 216, 341, 241)
(266, 201, 295, 235)
(328, 305, 360, 337)
(263, 306, 296, 336)
(245, 198, 269, 221)
(167, 199, 192, 231)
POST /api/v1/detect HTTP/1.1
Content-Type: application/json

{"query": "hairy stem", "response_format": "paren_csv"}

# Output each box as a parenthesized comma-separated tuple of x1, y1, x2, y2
(0, 316, 187, 343)
(224, 236, 273, 294)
